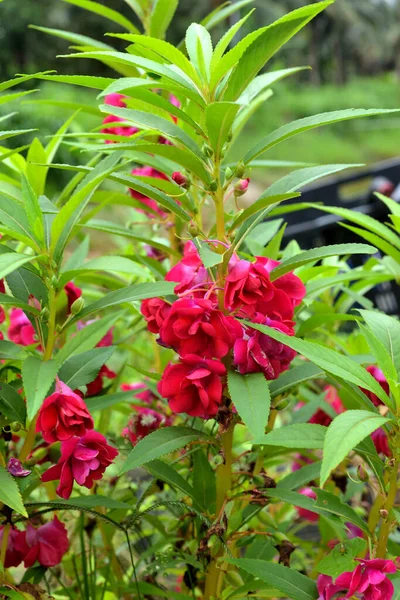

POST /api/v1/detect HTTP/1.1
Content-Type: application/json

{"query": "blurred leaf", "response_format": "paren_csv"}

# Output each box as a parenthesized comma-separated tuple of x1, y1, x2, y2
(149, 0, 179, 39)
(63, 0, 140, 33)
(277, 461, 322, 490)
(147, 459, 203, 510)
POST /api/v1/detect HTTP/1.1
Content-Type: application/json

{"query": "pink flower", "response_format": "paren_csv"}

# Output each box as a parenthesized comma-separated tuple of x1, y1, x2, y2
(165, 241, 210, 296)
(159, 297, 243, 359)
(101, 114, 139, 143)
(317, 559, 397, 600)
(8, 308, 37, 346)
(85, 364, 116, 397)
(172, 171, 188, 187)
(297, 487, 319, 522)
(0, 526, 26, 568)
(123, 408, 170, 445)
(7, 458, 31, 477)
(105, 93, 127, 107)
(258, 258, 306, 307)
(42, 431, 118, 499)
(308, 385, 345, 427)
(129, 166, 169, 218)
(64, 282, 82, 313)
(234, 178, 250, 196)
(233, 316, 296, 379)
(371, 428, 391, 457)
(361, 366, 390, 407)
(36, 380, 94, 444)
(141, 297, 171, 334)
(157, 354, 226, 418)
(121, 382, 157, 404)
(15, 517, 69, 568)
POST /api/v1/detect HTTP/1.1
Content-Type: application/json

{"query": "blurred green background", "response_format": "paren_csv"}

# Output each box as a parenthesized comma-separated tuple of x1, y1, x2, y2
(1, 0, 400, 189)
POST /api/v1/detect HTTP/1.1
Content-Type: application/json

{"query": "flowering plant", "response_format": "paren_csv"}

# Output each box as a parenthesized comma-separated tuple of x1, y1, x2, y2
(0, 0, 400, 598)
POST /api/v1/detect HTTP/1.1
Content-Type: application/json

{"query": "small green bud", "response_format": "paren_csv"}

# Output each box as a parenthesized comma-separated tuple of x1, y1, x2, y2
(50, 275, 59, 288)
(70, 297, 85, 314)
(235, 160, 245, 178)
(224, 166, 233, 180)
(380, 509, 389, 519)
(40, 307, 50, 321)
(202, 143, 213, 158)
(220, 144, 228, 159)
(188, 222, 200, 237)
(209, 180, 218, 192)
(10, 422, 21, 433)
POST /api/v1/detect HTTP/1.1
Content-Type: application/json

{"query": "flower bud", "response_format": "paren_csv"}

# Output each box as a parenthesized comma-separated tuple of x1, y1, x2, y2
(28, 295, 41, 311)
(10, 422, 21, 433)
(357, 464, 369, 482)
(71, 297, 85, 314)
(50, 275, 59, 288)
(234, 178, 250, 197)
(40, 307, 50, 321)
(379, 509, 389, 519)
(235, 160, 245, 178)
(209, 180, 218, 192)
(172, 171, 189, 188)
(224, 166, 233, 181)
(188, 222, 200, 237)
(202, 144, 213, 158)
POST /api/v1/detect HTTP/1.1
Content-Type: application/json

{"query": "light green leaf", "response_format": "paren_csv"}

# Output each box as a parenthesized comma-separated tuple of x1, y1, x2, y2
(29, 25, 113, 51)
(228, 371, 270, 438)
(321, 410, 388, 487)
(23, 357, 59, 421)
(120, 426, 211, 474)
(270, 243, 377, 280)
(0, 466, 27, 516)
(265, 164, 362, 197)
(149, 0, 179, 39)
(226, 558, 318, 600)
(359, 310, 400, 376)
(21, 174, 44, 245)
(0, 383, 26, 424)
(244, 109, 400, 164)
(212, 9, 255, 66)
(0, 253, 39, 280)
(254, 423, 326, 449)
(317, 537, 367, 579)
(342, 223, 400, 264)
(63, 0, 139, 32)
(60, 255, 149, 284)
(205, 102, 240, 160)
(186, 23, 213, 82)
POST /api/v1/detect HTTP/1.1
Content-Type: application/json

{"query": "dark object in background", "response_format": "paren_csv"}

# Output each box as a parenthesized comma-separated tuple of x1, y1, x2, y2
(283, 157, 400, 314)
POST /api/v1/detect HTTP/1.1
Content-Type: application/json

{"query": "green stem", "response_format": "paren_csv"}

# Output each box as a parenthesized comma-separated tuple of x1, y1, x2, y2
(376, 460, 398, 558)
(0, 523, 10, 570)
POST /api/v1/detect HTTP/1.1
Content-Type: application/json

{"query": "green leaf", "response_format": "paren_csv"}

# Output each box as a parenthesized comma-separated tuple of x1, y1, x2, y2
(186, 23, 213, 82)
(193, 448, 216, 514)
(269, 363, 324, 397)
(226, 559, 318, 600)
(146, 459, 203, 510)
(212, 9, 255, 66)
(358, 323, 397, 386)
(317, 537, 367, 579)
(0, 340, 27, 360)
(63, 0, 139, 33)
(60, 255, 149, 284)
(227, 371, 271, 439)
(265, 164, 363, 197)
(342, 223, 400, 264)
(149, 0, 179, 38)
(321, 411, 388, 487)
(120, 426, 211, 474)
(359, 310, 400, 377)
(6, 265, 48, 306)
(277, 461, 321, 491)
(201, 0, 253, 31)
(270, 244, 377, 280)
(29, 25, 113, 51)
(0, 253, 39, 280)
(58, 347, 115, 390)
(0, 195, 41, 250)
(244, 109, 400, 164)
(71, 281, 176, 323)
(254, 423, 326, 449)
(21, 174, 44, 244)
(85, 390, 135, 412)
(22, 358, 58, 421)
(26, 137, 47, 198)
(0, 465, 27, 517)
(313, 488, 369, 535)
(229, 192, 299, 232)
(223, 1, 332, 100)
(205, 102, 240, 161)
(0, 383, 27, 424)
(247, 323, 392, 407)
(48, 495, 132, 510)
(56, 313, 122, 365)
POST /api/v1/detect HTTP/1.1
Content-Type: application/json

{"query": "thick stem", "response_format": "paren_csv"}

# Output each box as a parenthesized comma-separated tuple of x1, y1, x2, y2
(376, 460, 398, 558)
(0, 523, 10, 569)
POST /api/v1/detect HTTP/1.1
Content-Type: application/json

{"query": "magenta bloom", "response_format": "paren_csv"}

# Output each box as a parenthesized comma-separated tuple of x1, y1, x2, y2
(372, 428, 391, 457)
(165, 241, 210, 296)
(259, 257, 306, 307)
(233, 316, 296, 379)
(105, 93, 127, 107)
(0, 526, 26, 568)
(123, 407, 170, 445)
(129, 166, 169, 218)
(141, 297, 171, 334)
(36, 380, 94, 444)
(317, 559, 397, 600)
(7, 458, 31, 477)
(64, 281, 82, 313)
(15, 517, 69, 568)
(41, 431, 118, 499)
(297, 487, 319, 522)
(85, 364, 116, 397)
(121, 382, 157, 404)
(8, 308, 37, 346)
(158, 354, 226, 418)
(159, 297, 243, 359)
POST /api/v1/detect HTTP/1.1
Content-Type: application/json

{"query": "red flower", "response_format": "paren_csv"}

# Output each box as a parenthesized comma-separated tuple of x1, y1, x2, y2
(0, 526, 26, 568)
(172, 171, 188, 187)
(296, 487, 319, 522)
(159, 297, 243, 359)
(157, 354, 226, 418)
(64, 282, 82, 313)
(85, 364, 116, 397)
(8, 308, 37, 346)
(141, 297, 171, 334)
(122, 408, 169, 445)
(165, 241, 210, 296)
(121, 382, 157, 404)
(362, 366, 390, 407)
(42, 431, 118, 499)
(307, 385, 344, 427)
(15, 517, 69, 568)
(317, 559, 397, 600)
(258, 258, 306, 307)
(36, 380, 94, 444)
(372, 428, 391, 457)
(129, 166, 169, 218)
(105, 93, 127, 107)
(233, 317, 296, 379)
(0, 279, 5, 294)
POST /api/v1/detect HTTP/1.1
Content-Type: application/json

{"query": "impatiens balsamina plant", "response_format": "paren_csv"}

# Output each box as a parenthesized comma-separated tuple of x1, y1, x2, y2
(1, 0, 400, 598)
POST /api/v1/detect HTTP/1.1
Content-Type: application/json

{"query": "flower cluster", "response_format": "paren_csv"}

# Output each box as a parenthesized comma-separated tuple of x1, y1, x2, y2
(0, 517, 69, 569)
(141, 242, 305, 419)
(317, 559, 397, 600)
(37, 379, 118, 499)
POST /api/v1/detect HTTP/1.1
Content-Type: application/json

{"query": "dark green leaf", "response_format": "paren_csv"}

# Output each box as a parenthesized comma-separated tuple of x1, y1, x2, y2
(58, 347, 115, 390)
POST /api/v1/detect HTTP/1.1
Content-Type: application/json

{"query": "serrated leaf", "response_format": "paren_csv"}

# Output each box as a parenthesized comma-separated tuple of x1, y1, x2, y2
(186, 23, 213, 82)
(0, 340, 27, 360)
(228, 371, 270, 438)
(359, 310, 400, 377)
(321, 411, 388, 487)
(0, 465, 27, 517)
(120, 426, 211, 474)
(23, 357, 59, 421)
(317, 537, 367, 579)
(254, 423, 326, 449)
(146, 459, 203, 510)
(205, 102, 240, 161)
(0, 383, 26, 424)
(58, 347, 115, 390)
